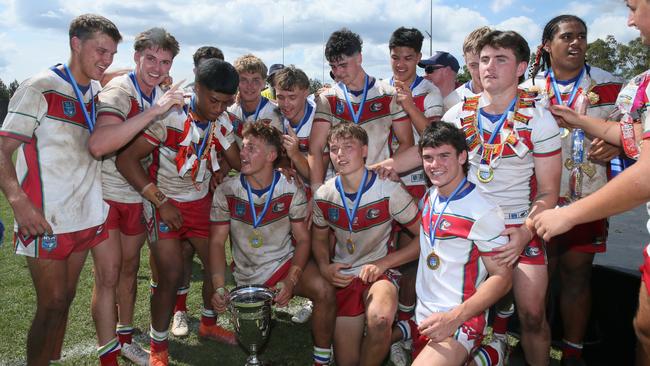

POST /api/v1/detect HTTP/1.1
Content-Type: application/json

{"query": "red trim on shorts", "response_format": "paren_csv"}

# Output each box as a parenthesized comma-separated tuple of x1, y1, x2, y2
(14, 223, 108, 260)
(263, 259, 293, 287)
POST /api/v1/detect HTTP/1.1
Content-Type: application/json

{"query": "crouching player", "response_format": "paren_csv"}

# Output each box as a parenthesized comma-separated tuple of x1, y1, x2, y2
(412, 122, 513, 365)
(210, 122, 336, 366)
(312, 122, 421, 366)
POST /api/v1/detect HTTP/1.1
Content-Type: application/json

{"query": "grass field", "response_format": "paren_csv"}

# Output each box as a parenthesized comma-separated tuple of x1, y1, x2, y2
(0, 196, 318, 365)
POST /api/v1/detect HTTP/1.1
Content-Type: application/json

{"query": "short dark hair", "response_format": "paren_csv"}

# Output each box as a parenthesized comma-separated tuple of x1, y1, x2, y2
(327, 122, 368, 147)
(389, 27, 424, 53)
(529, 15, 587, 79)
(195, 59, 239, 95)
(477, 30, 530, 64)
(419, 122, 469, 174)
(193, 46, 225, 67)
(325, 28, 363, 62)
(274, 65, 310, 91)
(133, 28, 179, 58)
(69, 14, 122, 44)
(242, 122, 283, 167)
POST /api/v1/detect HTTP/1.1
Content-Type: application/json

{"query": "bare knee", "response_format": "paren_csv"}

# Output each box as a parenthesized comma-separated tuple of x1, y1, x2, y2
(94, 262, 121, 289)
(366, 310, 393, 336)
(37, 295, 69, 327)
(518, 305, 546, 332)
(634, 315, 650, 347)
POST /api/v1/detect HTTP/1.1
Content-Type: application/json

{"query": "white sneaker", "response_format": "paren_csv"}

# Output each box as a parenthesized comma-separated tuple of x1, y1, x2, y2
(171, 310, 189, 337)
(121, 342, 150, 366)
(291, 301, 313, 324)
(389, 341, 409, 366)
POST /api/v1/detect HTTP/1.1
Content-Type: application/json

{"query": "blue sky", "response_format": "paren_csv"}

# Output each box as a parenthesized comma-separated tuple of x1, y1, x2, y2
(0, 0, 639, 85)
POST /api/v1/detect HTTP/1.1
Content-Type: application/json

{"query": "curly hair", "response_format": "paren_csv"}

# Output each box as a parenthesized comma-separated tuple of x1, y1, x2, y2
(389, 27, 424, 53)
(242, 121, 283, 167)
(234, 54, 268, 79)
(325, 28, 363, 62)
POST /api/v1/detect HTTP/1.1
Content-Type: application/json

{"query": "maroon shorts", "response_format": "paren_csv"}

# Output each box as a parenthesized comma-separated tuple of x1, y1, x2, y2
(14, 223, 108, 260)
(412, 313, 486, 358)
(264, 260, 292, 287)
(148, 195, 211, 241)
(105, 200, 145, 235)
(548, 219, 607, 253)
(641, 246, 650, 294)
(335, 270, 400, 317)
(505, 223, 546, 265)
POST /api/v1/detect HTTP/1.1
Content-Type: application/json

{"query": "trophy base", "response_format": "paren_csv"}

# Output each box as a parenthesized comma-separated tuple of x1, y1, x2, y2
(245, 355, 267, 366)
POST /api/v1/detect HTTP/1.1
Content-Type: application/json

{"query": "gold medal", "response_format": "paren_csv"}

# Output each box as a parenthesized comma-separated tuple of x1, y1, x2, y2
(426, 251, 441, 270)
(560, 127, 570, 139)
(477, 164, 494, 183)
(346, 237, 355, 254)
(249, 229, 263, 248)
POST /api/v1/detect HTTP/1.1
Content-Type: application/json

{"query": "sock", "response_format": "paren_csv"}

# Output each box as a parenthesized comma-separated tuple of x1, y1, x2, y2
(149, 326, 169, 353)
(201, 307, 217, 326)
(150, 279, 158, 295)
(562, 339, 583, 359)
(174, 286, 189, 312)
(396, 319, 413, 342)
(116, 323, 134, 345)
(492, 304, 515, 336)
(397, 302, 415, 321)
(313, 346, 332, 365)
(473, 344, 501, 366)
(98, 337, 121, 366)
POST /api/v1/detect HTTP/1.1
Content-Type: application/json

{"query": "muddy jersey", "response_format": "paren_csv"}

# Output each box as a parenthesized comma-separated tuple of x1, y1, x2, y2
(210, 172, 308, 285)
(521, 66, 622, 200)
(314, 77, 410, 166)
(143, 104, 234, 202)
(227, 96, 282, 148)
(415, 183, 507, 323)
(443, 90, 562, 224)
(313, 171, 420, 276)
(97, 72, 163, 203)
(0, 66, 108, 233)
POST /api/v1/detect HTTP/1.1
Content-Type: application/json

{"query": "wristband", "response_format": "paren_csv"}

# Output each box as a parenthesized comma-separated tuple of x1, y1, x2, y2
(141, 182, 168, 208)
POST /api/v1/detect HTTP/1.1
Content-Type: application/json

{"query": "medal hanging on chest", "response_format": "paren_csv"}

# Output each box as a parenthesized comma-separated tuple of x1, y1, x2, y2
(336, 169, 368, 255)
(475, 97, 517, 183)
(244, 171, 280, 248)
(427, 177, 467, 270)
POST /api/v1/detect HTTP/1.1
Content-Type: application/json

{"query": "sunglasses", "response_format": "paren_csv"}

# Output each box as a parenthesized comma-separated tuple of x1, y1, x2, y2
(424, 65, 445, 74)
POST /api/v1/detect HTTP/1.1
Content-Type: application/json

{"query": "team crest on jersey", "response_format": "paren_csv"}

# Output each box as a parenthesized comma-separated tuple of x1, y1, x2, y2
(41, 234, 57, 252)
(369, 102, 383, 112)
(159, 222, 170, 233)
(235, 202, 246, 217)
(366, 208, 380, 220)
(63, 100, 76, 118)
(272, 202, 285, 213)
(328, 208, 339, 221)
(525, 246, 540, 257)
(438, 219, 452, 231)
(335, 100, 345, 115)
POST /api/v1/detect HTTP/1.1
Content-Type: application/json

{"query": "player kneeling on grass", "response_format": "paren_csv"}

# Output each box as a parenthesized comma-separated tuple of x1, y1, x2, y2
(312, 122, 421, 366)
(410, 122, 513, 365)
(210, 122, 336, 366)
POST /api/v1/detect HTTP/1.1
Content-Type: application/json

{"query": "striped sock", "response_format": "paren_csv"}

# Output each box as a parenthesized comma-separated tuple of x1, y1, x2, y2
(150, 279, 158, 295)
(492, 304, 515, 336)
(313, 346, 331, 365)
(174, 286, 189, 312)
(149, 326, 169, 353)
(116, 323, 134, 345)
(97, 337, 121, 366)
(473, 344, 500, 366)
(201, 307, 217, 326)
(562, 339, 583, 359)
(397, 302, 415, 321)
(396, 319, 412, 342)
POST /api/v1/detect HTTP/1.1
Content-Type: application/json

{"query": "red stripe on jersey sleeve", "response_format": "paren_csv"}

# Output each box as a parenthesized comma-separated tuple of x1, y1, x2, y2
(532, 148, 561, 157)
(0, 130, 32, 143)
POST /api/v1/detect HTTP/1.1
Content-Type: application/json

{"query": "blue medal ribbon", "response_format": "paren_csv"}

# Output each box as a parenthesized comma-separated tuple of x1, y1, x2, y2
(335, 168, 368, 234)
(63, 64, 96, 132)
(244, 170, 280, 229)
(340, 75, 370, 124)
(549, 67, 585, 108)
(284, 101, 313, 135)
(427, 177, 468, 250)
(189, 95, 213, 157)
(477, 97, 518, 146)
(245, 97, 268, 121)
(129, 71, 155, 112)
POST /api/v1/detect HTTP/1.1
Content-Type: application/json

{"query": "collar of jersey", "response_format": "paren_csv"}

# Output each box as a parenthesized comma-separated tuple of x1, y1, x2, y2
(240, 171, 280, 198)
(50, 64, 90, 94)
(343, 170, 377, 200)
(436, 181, 474, 203)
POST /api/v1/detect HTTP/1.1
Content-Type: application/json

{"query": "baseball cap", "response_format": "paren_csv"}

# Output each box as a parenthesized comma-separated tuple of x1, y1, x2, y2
(267, 64, 285, 81)
(418, 51, 460, 73)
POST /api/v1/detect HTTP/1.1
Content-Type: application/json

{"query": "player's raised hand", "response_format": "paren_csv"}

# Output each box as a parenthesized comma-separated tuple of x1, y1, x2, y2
(549, 104, 584, 129)
(282, 126, 300, 160)
(532, 207, 575, 242)
(152, 79, 185, 117)
(394, 80, 415, 109)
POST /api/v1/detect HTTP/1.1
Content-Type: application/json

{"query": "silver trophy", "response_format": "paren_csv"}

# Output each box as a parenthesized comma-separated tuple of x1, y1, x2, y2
(229, 284, 274, 366)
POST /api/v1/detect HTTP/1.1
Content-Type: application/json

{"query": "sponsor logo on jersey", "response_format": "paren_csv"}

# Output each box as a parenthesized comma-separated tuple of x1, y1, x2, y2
(328, 207, 339, 221)
(439, 219, 451, 231)
(369, 102, 383, 112)
(273, 202, 285, 212)
(366, 208, 380, 220)
(235, 202, 246, 217)
(41, 234, 57, 252)
(63, 100, 76, 118)
(525, 246, 540, 257)
(335, 100, 345, 115)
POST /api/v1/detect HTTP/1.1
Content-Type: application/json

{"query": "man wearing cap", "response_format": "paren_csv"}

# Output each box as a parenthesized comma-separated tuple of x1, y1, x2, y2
(262, 63, 285, 102)
(419, 51, 461, 113)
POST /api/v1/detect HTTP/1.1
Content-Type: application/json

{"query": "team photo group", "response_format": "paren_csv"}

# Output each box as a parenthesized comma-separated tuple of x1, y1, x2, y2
(1, 0, 650, 365)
